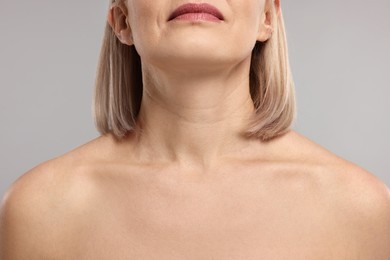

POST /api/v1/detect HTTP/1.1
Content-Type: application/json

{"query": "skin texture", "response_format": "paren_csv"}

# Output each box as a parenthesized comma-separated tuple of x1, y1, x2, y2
(108, 0, 276, 172)
(1, 132, 390, 259)
(1, 0, 390, 259)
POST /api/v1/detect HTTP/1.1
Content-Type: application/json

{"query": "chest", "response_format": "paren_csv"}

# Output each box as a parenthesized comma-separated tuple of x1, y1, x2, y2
(70, 179, 360, 259)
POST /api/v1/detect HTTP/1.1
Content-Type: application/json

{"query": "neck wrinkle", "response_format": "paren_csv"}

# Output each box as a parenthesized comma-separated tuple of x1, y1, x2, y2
(128, 58, 264, 172)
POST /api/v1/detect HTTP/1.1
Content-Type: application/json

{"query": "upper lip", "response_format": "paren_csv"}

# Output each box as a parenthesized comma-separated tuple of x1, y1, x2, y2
(168, 3, 224, 21)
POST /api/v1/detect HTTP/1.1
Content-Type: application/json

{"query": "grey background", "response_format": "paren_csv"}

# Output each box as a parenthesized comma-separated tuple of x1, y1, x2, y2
(1, 0, 389, 199)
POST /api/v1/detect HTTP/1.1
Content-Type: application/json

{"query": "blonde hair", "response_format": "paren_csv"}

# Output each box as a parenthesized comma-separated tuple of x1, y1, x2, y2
(93, 0, 296, 141)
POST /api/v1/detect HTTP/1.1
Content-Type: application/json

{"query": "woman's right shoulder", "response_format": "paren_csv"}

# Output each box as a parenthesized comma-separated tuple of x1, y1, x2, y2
(1, 132, 131, 212)
(1, 133, 115, 209)
(2, 133, 110, 200)
(0, 135, 111, 258)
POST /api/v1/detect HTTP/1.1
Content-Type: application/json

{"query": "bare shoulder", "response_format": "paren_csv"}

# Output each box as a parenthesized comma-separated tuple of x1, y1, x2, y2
(328, 162, 390, 258)
(280, 130, 390, 257)
(282, 131, 390, 209)
(0, 134, 112, 259)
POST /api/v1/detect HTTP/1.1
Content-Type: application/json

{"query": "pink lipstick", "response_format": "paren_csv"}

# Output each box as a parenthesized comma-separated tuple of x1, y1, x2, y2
(168, 3, 224, 22)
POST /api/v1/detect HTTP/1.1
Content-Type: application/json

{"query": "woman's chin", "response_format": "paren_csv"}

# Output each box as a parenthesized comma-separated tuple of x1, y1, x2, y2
(152, 54, 239, 72)
(136, 45, 251, 73)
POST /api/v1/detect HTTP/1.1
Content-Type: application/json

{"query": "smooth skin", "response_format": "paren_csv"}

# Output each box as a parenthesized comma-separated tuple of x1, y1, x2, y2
(1, 0, 390, 259)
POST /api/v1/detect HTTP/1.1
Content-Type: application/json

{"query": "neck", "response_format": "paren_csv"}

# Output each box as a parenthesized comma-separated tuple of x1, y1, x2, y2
(128, 58, 263, 171)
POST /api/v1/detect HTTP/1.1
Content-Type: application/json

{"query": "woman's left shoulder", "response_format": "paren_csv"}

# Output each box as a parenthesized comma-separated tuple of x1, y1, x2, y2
(282, 130, 390, 198)
(324, 155, 390, 258)
(280, 130, 390, 253)
(282, 130, 390, 256)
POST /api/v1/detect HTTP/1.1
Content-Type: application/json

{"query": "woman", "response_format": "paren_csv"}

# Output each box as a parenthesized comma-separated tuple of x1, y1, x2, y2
(1, 0, 390, 259)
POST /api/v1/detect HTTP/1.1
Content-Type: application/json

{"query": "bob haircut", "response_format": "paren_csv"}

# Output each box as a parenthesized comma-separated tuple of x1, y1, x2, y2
(93, 0, 296, 141)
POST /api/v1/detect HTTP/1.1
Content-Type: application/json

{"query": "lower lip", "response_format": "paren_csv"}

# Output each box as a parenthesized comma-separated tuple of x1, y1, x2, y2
(171, 13, 221, 22)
